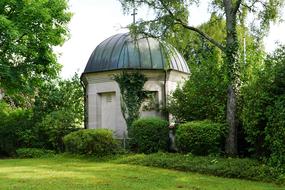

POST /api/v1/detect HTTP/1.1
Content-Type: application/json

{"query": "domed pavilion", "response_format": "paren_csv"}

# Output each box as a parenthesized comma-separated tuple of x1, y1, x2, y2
(81, 33, 190, 138)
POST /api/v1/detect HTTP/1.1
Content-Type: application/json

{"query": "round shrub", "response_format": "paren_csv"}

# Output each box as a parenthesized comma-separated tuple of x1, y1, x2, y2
(130, 117, 169, 153)
(63, 129, 118, 156)
(176, 120, 226, 155)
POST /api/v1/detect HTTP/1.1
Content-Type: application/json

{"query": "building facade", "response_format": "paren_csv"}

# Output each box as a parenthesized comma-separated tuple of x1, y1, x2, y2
(81, 33, 190, 138)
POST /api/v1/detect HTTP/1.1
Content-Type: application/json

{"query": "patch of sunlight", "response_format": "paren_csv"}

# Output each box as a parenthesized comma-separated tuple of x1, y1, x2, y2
(0, 166, 105, 183)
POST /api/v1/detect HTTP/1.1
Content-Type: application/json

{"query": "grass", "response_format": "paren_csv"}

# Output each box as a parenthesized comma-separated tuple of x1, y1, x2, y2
(0, 156, 284, 190)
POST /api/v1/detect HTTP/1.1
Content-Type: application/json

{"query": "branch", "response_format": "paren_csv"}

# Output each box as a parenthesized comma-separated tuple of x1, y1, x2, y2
(15, 33, 27, 44)
(140, 31, 160, 39)
(158, 0, 225, 51)
(233, 0, 242, 15)
(241, 0, 264, 12)
(174, 21, 225, 51)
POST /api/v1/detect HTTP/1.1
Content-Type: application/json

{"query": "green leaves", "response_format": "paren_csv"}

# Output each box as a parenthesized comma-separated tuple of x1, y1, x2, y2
(241, 45, 285, 163)
(113, 71, 147, 128)
(176, 120, 226, 155)
(130, 117, 169, 153)
(34, 74, 84, 124)
(0, 0, 71, 98)
(63, 129, 119, 156)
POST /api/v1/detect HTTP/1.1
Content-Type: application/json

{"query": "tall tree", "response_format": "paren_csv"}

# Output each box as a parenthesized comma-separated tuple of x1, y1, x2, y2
(119, 0, 284, 155)
(0, 0, 71, 101)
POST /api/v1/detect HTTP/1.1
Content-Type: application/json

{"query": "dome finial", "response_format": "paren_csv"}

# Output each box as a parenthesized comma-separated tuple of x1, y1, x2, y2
(131, 8, 137, 24)
(131, 0, 137, 24)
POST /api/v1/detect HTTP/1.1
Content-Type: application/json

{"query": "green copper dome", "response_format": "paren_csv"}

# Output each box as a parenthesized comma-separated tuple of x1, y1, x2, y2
(83, 33, 190, 74)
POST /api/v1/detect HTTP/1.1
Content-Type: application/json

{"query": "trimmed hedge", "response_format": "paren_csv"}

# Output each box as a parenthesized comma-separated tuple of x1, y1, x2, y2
(130, 117, 169, 153)
(16, 148, 55, 158)
(176, 120, 226, 155)
(63, 129, 119, 156)
(115, 153, 285, 184)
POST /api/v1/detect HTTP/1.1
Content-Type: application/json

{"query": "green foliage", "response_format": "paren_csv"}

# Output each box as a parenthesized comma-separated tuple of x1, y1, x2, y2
(113, 71, 147, 128)
(265, 96, 285, 168)
(241, 45, 285, 164)
(168, 61, 227, 123)
(167, 14, 264, 124)
(63, 129, 119, 156)
(120, 0, 284, 43)
(33, 74, 84, 152)
(130, 117, 169, 153)
(0, 0, 71, 101)
(0, 101, 33, 156)
(116, 153, 285, 184)
(34, 74, 84, 122)
(120, 0, 284, 155)
(16, 148, 55, 158)
(176, 120, 226, 155)
(0, 74, 84, 155)
(37, 110, 80, 152)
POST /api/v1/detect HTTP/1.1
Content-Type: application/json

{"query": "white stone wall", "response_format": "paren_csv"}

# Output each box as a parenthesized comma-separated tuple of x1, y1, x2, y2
(83, 70, 189, 138)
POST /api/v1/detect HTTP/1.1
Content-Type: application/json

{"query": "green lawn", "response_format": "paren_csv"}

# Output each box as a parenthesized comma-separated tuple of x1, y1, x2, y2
(0, 156, 284, 190)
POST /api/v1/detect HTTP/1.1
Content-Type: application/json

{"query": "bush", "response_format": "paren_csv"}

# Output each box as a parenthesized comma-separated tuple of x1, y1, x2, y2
(167, 49, 227, 123)
(16, 148, 55, 158)
(265, 95, 285, 168)
(241, 45, 285, 163)
(63, 129, 119, 156)
(130, 117, 169, 153)
(0, 102, 33, 157)
(37, 110, 81, 152)
(115, 153, 285, 184)
(176, 120, 226, 155)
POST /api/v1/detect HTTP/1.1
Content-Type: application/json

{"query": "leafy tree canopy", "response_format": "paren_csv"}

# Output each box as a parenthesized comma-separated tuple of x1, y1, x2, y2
(0, 0, 71, 97)
(120, 0, 284, 43)
(167, 14, 264, 123)
(33, 73, 84, 124)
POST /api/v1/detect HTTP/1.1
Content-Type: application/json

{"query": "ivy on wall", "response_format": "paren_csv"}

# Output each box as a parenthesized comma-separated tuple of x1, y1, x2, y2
(113, 71, 147, 132)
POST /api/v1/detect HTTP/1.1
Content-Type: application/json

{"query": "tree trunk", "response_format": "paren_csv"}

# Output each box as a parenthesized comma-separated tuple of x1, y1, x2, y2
(223, 0, 241, 155)
(225, 84, 238, 155)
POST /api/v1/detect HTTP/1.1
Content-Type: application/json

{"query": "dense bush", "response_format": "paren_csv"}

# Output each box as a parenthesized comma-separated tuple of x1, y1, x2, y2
(33, 74, 84, 123)
(37, 110, 81, 152)
(176, 120, 226, 155)
(167, 62, 227, 123)
(33, 74, 84, 152)
(0, 74, 84, 156)
(63, 129, 119, 156)
(0, 102, 34, 156)
(115, 153, 285, 184)
(265, 95, 285, 167)
(16, 148, 55, 158)
(241, 45, 285, 165)
(130, 117, 169, 153)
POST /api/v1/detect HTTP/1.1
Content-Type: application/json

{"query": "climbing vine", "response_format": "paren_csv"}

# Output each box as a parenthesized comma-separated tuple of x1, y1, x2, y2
(113, 71, 147, 131)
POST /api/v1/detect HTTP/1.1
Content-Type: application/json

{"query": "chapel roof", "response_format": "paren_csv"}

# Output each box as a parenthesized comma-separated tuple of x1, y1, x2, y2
(83, 33, 190, 74)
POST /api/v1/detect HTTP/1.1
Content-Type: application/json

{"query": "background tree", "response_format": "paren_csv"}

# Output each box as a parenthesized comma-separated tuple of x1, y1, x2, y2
(34, 74, 84, 151)
(33, 74, 84, 124)
(0, 74, 84, 155)
(119, 0, 284, 155)
(167, 16, 228, 123)
(241, 45, 285, 166)
(0, 0, 71, 105)
(168, 14, 264, 124)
